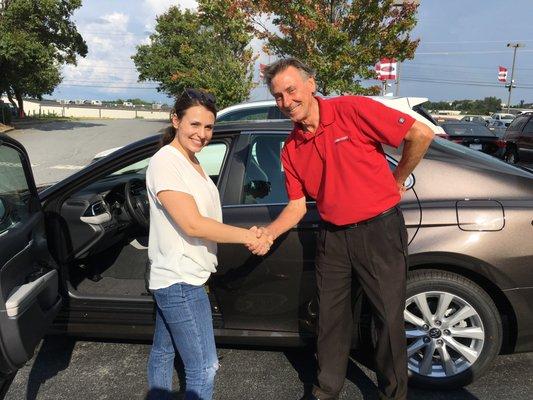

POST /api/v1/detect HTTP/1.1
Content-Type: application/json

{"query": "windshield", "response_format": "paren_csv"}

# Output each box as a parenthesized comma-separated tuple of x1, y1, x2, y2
(441, 123, 496, 137)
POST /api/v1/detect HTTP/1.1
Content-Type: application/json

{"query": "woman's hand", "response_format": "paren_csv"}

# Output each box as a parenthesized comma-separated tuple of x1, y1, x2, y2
(246, 226, 274, 256)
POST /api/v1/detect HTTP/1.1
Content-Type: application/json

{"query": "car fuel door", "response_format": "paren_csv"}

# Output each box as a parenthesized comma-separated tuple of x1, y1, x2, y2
(0, 136, 62, 393)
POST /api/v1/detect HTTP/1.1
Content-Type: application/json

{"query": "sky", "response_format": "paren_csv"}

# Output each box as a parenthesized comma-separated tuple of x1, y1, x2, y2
(51, 0, 533, 106)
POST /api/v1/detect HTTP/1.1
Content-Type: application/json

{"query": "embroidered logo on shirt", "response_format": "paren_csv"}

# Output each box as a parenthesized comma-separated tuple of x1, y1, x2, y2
(398, 117, 405, 124)
(334, 136, 349, 144)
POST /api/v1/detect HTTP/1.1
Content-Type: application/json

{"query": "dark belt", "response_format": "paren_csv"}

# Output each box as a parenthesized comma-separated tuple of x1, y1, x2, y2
(323, 206, 398, 231)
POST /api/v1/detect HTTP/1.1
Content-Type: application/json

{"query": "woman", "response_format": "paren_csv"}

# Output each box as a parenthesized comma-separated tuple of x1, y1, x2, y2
(146, 89, 271, 399)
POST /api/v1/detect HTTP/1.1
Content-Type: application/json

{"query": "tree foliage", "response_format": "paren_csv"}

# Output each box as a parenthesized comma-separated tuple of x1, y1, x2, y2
(238, 0, 419, 96)
(132, 0, 256, 109)
(0, 0, 87, 116)
(425, 97, 502, 115)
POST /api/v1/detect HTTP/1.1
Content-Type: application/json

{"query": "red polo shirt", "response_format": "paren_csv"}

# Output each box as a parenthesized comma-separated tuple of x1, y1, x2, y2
(281, 96, 415, 225)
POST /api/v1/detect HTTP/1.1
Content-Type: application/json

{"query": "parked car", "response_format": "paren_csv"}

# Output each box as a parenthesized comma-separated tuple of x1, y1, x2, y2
(90, 97, 445, 164)
(460, 115, 490, 124)
(487, 120, 510, 138)
(216, 100, 286, 122)
(440, 121, 506, 157)
(2, 109, 533, 394)
(502, 112, 533, 164)
(487, 113, 515, 128)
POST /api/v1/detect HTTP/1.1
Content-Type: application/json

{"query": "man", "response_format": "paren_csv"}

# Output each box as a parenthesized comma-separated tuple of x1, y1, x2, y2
(254, 58, 434, 400)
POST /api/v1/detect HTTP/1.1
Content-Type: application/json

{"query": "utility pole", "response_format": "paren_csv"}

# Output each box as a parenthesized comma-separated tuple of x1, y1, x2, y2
(506, 42, 524, 112)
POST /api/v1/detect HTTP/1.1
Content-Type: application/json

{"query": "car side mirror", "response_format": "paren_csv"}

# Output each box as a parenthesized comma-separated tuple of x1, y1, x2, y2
(244, 180, 271, 199)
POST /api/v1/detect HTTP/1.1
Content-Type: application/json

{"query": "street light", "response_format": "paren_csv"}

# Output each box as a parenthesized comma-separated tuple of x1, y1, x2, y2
(391, 1, 420, 95)
(505, 42, 525, 112)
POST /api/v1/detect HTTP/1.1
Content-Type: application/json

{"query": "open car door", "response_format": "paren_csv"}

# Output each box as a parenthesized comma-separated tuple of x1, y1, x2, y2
(0, 135, 62, 398)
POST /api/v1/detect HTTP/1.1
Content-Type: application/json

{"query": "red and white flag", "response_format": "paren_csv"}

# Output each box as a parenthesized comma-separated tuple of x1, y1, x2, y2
(498, 66, 508, 82)
(375, 58, 397, 80)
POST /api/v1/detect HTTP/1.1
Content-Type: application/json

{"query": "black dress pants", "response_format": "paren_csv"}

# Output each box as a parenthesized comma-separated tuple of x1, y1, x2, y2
(312, 207, 409, 400)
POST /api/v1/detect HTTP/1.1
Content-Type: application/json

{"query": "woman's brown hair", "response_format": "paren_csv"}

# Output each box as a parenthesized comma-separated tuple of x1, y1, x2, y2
(161, 89, 218, 147)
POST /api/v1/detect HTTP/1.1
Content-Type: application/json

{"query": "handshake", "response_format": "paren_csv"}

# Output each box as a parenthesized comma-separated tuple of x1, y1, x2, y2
(246, 226, 275, 256)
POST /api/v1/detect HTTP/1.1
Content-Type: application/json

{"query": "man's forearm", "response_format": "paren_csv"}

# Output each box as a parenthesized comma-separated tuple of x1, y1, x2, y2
(266, 198, 307, 239)
(394, 122, 434, 185)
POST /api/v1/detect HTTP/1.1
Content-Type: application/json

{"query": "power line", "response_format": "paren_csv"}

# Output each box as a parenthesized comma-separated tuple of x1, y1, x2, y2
(401, 76, 533, 89)
(58, 83, 159, 89)
(416, 50, 533, 55)
(421, 39, 533, 44)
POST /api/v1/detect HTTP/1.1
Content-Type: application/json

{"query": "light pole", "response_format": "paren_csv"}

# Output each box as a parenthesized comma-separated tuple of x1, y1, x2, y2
(506, 42, 524, 112)
(391, 1, 420, 96)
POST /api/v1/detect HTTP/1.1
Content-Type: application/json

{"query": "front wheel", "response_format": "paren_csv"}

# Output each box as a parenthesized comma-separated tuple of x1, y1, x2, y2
(405, 270, 502, 389)
(503, 148, 519, 164)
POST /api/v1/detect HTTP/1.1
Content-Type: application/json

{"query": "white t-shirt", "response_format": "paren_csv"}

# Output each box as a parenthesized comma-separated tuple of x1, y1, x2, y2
(146, 145, 223, 289)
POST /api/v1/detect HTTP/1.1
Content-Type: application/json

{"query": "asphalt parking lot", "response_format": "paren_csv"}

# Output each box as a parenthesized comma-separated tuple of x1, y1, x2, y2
(4, 119, 533, 399)
(5, 336, 533, 400)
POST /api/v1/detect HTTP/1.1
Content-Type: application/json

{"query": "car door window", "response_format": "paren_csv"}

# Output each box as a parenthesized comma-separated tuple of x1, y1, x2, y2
(109, 142, 227, 184)
(242, 135, 288, 204)
(0, 145, 32, 234)
(522, 118, 533, 136)
(508, 116, 528, 131)
(217, 107, 271, 122)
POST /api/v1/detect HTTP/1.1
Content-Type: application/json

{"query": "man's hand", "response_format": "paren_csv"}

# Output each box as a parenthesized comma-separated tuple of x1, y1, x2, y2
(394, 178, 407, 197)
(246, 226, 274, 256)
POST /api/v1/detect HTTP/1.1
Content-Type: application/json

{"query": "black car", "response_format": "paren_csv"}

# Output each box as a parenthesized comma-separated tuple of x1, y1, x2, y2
(502, 112, 533, 164)
(1, 121, 533, 395)
(440, 121, 506, 157)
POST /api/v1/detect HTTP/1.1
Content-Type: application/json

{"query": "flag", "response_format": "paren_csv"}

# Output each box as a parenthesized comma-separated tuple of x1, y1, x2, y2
(375, 58, 397, 80)
(498, 66, 508, 83)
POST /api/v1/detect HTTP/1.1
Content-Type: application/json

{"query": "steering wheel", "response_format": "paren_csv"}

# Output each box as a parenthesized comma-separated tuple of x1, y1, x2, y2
(124, 178, 149, 229)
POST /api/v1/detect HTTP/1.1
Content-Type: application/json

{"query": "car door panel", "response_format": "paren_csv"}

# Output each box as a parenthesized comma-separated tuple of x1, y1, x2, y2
(0, 137, 61, 379)
(215, 204, 319, 333)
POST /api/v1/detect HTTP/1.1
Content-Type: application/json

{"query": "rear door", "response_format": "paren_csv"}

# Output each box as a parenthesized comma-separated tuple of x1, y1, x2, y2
(0, 135, 62, 395)
(518, 117, 533, 162)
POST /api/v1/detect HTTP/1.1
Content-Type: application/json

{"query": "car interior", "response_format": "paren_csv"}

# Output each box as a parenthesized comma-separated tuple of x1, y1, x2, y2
(59, 142, 228, 299)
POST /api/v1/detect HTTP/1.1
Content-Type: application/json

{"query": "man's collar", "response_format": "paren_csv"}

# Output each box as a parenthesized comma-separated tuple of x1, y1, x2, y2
(293, 96, 336, 145)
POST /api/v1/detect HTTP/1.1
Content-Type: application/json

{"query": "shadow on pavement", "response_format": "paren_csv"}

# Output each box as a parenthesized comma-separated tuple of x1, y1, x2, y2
(285, 348, 481, 400)
(13, 120, 106, 131)
(24, 336, 76, 400)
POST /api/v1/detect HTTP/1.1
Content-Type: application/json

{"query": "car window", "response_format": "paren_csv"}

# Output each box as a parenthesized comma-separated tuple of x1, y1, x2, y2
(523, 118, 533, 136)
(110, 142, 227, 184)
(0, 198, 5, 223)
(507, 115, 528, 131)
(242, 135, 288, 204)
(195, 142, 228, 181)
(0, 144, 32, 234)
(217, 107, 271, 122)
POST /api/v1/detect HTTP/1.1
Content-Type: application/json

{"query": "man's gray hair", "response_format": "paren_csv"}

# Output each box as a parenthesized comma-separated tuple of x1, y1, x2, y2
(263, 58, 316, 89)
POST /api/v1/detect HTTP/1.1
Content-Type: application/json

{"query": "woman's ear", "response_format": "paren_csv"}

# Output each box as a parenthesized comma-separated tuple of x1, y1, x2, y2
(171, 114, 180, 129)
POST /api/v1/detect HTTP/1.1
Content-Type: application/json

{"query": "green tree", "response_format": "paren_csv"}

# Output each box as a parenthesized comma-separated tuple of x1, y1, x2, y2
(426, 97, 502, 115)
(240, 0, 419, 95)
(0, 0, 87, 116)
(132, 0, 255, 109)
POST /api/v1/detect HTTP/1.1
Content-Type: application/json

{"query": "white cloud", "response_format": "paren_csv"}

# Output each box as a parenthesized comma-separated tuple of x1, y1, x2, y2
(143, 0, 197, 22)
(61, 12, 151, 95)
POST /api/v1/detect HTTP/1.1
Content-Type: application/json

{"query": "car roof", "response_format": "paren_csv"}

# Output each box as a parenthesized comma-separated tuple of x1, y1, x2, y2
(217, 95, 430, 115)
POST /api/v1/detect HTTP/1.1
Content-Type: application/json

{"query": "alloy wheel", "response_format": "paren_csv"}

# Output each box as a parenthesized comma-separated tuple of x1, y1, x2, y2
(404, 291, 485, 378)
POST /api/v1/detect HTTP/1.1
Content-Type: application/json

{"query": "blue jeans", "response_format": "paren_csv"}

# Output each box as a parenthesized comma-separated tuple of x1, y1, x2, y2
(147, 282, 218, 400)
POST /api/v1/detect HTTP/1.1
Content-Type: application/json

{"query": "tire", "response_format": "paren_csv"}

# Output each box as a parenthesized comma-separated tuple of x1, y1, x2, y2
(504, 147, 519, 164)
(405, 269, 502, 389)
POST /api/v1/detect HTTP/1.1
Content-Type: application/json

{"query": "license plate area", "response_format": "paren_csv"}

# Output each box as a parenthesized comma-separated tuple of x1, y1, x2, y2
(469, 143, 482, 150)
